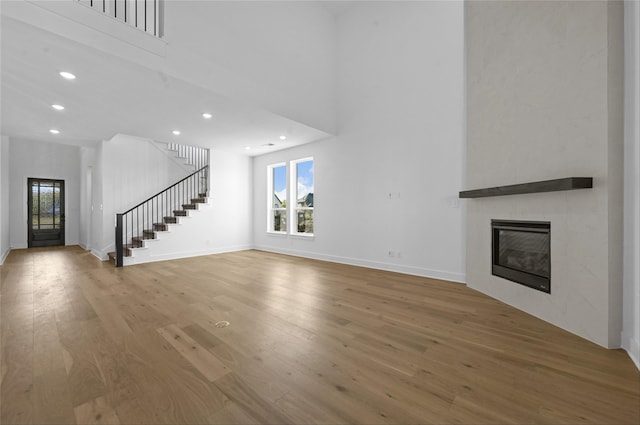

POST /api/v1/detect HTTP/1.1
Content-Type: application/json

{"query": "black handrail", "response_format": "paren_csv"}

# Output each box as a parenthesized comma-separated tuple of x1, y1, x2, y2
(115, 164, 209, 267)
(123, 165, 208, 215)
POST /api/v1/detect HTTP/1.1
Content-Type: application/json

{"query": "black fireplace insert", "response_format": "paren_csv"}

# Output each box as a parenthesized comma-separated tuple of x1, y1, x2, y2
(491, 220, 551, 293)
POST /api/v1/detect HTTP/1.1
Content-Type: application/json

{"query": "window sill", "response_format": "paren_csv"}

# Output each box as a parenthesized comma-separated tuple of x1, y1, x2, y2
(265, 231, 315, 239)
(266, 231, 287, 237)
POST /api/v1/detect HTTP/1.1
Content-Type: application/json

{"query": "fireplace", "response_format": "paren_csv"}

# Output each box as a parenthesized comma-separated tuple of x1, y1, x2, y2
(491, 220, 551, 293)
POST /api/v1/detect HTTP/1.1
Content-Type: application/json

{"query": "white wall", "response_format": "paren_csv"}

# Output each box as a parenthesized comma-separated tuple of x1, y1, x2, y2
(0, 136, 10, 264)
(623, 0, 640, 369)
(253, 2, 465, 282)
(79, 145, 96, 250)
(164, 1, 337, 133)
(123, 150, 253, 265)
(8, 138, 81, 248)
(91, 134, 197, 258)
(465, 1, 624, 348)
(89, 142, 104, 259)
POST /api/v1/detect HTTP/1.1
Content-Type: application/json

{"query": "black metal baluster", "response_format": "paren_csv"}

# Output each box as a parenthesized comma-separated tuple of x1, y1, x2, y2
(116, 214, 123, 267)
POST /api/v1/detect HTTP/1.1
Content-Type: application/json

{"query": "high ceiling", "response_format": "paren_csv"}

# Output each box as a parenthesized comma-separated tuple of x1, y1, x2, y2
(0, 15, 331, 156)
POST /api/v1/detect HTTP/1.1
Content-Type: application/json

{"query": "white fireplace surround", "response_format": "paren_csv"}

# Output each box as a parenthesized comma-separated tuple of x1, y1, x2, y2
(465, 1, 625, 349)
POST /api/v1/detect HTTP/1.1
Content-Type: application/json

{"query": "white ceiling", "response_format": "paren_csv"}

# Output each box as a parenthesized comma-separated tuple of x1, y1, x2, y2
(0, 16, 331, 156)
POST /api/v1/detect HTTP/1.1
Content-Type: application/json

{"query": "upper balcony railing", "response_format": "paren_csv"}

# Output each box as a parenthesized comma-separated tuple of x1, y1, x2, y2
(77, 0, 163, 38)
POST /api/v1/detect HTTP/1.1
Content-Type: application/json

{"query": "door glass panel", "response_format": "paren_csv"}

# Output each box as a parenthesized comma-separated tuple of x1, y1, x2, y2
(54, 183, 61, 227)
(40, 183, 54, 229)
(31, 184, 39, 229)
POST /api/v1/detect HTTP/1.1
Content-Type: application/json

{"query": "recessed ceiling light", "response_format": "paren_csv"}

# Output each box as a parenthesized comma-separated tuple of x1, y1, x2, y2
(49, 129, 60, 134)
(245, 146, 251, 150)
(51, 104, 65, 111)
(279, 135, 287, 140)
(172, 130, 181, 135)
(59, 71, 76, 80)
(202, 113, 212, 119)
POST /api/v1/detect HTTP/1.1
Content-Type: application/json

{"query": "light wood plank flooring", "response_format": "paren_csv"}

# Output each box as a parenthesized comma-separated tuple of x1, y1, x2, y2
(1, 246, 638, 424)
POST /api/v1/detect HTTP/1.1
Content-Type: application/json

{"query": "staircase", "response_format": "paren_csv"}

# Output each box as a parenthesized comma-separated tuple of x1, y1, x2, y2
(108, 143, 209, 267)
(107, 192, 208, 265)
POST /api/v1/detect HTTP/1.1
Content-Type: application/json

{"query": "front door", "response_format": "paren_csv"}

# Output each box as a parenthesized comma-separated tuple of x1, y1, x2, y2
(28, 178, 65, 247)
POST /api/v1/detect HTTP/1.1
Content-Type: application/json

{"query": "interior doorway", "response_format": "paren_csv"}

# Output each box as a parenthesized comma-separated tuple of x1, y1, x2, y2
(27, 178, 65, 247)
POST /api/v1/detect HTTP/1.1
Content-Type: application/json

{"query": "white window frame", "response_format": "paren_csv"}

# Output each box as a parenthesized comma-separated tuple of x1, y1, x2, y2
(267, 162, 287, 234)
(290, 157, 314, 237)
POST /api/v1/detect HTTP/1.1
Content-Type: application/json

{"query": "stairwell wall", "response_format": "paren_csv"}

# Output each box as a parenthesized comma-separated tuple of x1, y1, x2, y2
(90, 134, 196, 259)
(123, 149, 253, 265)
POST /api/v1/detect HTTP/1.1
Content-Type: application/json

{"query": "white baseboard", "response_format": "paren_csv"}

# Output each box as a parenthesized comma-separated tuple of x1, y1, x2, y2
(0, 248, 10, 265)
(622, 333, 640, 370)
(91, 249, 108, 261)
(253, 244, 466, 284)
(123, 244, 253, 266)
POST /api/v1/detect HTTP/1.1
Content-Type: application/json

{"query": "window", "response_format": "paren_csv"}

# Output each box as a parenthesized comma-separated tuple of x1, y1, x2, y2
(267, 157, 314, 236)
(268, 163, 287, 232)
(291, 158, 314, 235)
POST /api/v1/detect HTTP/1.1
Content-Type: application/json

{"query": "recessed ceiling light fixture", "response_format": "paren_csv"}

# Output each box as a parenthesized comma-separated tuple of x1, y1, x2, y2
(245, 146, 251, 150)
(172, 130, 181, 135)
(59, 71, 76, 80)
(279, 135, 287, 140)
(202, 113, 212, 119)
(51, 104, 65, 111)
(49, 129, 60, 134)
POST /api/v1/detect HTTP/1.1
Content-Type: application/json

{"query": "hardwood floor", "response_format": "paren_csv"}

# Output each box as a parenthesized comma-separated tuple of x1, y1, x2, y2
(1, 246, 638, 424)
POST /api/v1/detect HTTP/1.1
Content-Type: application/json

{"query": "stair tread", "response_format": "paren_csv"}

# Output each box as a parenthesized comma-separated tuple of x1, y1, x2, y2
(132, 236, 151, 241)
